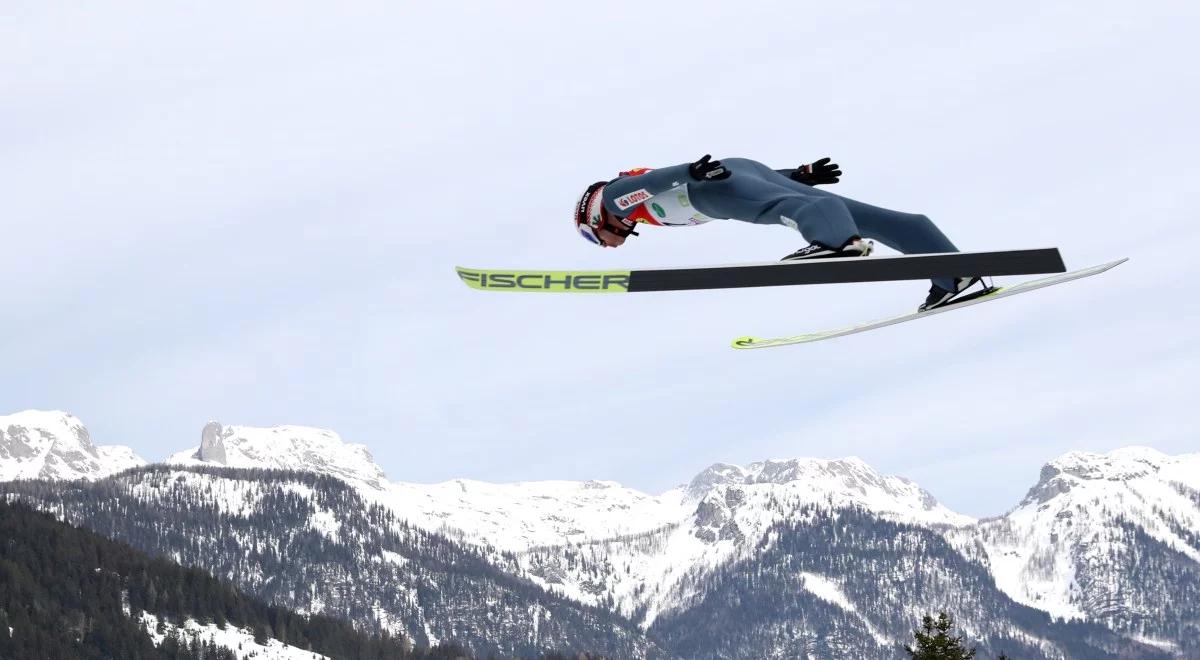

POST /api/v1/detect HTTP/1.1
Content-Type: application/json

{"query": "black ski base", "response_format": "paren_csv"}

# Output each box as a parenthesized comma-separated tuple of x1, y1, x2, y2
(627, 248, 1065, 292)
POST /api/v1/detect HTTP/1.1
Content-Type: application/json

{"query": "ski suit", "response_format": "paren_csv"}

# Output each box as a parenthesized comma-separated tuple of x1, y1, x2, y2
(601, 158, 959, 290)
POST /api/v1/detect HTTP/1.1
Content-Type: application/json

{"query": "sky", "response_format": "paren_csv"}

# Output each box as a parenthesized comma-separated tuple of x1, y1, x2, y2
(3, 1, 1198, 517)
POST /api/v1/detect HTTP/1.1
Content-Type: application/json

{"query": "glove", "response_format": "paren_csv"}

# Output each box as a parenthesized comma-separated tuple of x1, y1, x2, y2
(790, 157, 842, 185)
(688, 154, 731, 181)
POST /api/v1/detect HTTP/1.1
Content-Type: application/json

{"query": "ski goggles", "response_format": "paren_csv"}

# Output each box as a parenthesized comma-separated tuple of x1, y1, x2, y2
(574, 181, 639, 246)
(577, 223, 602, 245)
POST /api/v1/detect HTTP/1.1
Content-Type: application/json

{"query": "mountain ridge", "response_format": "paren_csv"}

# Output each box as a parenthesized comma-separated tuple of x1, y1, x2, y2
(0, 409, 145, 482)
(3, 410, 1197, 657)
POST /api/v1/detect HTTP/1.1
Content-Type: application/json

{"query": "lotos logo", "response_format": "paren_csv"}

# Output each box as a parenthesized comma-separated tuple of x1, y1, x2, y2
(614, 189, 652, 210)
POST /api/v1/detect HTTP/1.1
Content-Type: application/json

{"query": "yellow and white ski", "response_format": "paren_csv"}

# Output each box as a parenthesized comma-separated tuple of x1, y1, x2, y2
(732, 258, 1128, 349)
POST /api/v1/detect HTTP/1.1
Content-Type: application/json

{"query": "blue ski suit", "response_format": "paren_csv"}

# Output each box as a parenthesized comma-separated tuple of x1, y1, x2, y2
(601, 158, 959, 291)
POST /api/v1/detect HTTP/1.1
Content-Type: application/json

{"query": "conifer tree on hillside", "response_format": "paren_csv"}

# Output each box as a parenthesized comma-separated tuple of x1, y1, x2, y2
(904, 612, 977, 660)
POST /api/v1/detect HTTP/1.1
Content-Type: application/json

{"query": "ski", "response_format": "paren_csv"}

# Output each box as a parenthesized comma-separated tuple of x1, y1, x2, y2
(455, 248, 1065, 294)
(731, 258, 1127, 349)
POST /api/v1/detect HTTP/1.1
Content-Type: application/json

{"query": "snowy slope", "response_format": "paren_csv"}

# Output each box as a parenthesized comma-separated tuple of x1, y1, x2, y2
(384, 478, 689, 550)
(384, 456, 968, 554)
(139, 612, 329, 660)
(687, 457, 971, 526)
(0, 410, 145, 482)
(964, 447, 1200, 622)
(168, 421, 388, 490)
(512, 457, 974, 623)
(8, 410, 1198, 653)
(145, 421, 981, 628)
(3, 466, 662, 658)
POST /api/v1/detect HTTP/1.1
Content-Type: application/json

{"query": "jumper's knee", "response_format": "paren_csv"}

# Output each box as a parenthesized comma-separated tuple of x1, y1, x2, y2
(775, 196, 858, 244)
(900, 213, 934, 229)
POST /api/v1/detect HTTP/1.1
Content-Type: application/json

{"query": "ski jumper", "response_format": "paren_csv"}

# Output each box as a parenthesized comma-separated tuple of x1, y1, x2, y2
(601, 158, 960, 291)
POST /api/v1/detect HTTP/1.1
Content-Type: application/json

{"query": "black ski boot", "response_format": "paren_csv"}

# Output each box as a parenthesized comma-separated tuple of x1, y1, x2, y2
(780, 237, 874, 261)
(919, 276, 994, 312)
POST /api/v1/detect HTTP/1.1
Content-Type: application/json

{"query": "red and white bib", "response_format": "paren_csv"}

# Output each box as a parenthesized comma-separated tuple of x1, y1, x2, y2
(618, 168, 717, 227)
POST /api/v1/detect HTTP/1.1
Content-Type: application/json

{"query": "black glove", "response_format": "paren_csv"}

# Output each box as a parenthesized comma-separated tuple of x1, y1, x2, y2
(790, 157, 841, 185)
(688, 154, 731, 181)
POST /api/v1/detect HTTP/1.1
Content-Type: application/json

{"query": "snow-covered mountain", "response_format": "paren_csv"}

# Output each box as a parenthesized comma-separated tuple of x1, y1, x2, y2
(2, 465, 662, 658)
(960, 446, 1200, 655)
(385, 477, 687, 549)
(509, 456, 973, 625)
(3, 411, 1198, 657)
(381, 456, 969, 554)
(3, 460, 1169, 659)
(0, 410, 145, 482)
(686, 457, 971, 526)
(168, 421, 388, 490)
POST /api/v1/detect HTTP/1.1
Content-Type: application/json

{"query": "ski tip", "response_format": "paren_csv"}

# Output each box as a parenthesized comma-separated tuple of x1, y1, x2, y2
(731, 336, 763, 349)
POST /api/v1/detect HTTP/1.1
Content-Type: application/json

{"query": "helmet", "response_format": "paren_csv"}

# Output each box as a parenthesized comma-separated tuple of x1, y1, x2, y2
(574, 181, 639, 247)
(574, 181, 608, 246)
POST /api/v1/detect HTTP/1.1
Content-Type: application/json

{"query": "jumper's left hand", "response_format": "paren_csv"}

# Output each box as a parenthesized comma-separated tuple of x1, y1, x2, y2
(790, 157, 842, 185)
(688, 154, 731, 181)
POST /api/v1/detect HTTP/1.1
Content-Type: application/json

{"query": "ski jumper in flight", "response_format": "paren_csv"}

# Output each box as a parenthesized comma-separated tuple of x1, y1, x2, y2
(573, 155, 984, 311)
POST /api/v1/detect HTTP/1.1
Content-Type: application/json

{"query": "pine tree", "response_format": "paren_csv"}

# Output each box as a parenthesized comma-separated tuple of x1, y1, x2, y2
(904, 612, 977, 660)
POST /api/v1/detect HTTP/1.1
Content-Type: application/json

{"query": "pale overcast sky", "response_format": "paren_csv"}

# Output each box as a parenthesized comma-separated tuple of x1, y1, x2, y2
(3, 1, 1198, 517)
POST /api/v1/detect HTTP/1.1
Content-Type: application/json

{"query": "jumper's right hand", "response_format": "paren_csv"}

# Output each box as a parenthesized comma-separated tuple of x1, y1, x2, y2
(688, 154, 731, 181)
(790, 157, 842, 185)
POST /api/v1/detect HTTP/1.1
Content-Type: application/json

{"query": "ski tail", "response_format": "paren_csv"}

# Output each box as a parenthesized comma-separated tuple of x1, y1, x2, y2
(732, 258, 1128, 349)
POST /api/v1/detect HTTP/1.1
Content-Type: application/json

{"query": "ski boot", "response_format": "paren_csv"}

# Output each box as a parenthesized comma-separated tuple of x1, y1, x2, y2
(918, 276, 994, 312)
(780, 236, 874, 261)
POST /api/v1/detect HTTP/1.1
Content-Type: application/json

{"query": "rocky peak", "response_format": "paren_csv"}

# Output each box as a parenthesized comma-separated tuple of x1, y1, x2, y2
(196, 421, 229, 464)
(1022, 446, 1185, 505)
(169, 421, 388, 490)
(0, 410, 145, 481)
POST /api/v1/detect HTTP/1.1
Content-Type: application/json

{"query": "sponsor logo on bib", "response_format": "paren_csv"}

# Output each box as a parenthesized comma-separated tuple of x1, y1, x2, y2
(615, 189, 651, 210)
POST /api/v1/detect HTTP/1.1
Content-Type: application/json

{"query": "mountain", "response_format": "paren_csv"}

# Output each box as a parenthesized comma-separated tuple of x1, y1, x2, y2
(2, 462, 1174, 659)
(168, 421, 388, 490)
(0, 410, 144, 482)
(0, 498, 432, 660)
(511, 456, 971, 624)
(961, 446, 1200, 657)
(4, 412, 1198, 657)
(647, 505, 1166, 660)
(0, 465, 667, 659)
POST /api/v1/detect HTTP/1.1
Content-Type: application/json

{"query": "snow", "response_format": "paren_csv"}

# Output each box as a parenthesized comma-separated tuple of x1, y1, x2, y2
(10, 410, 1200, 639)
(0, 410, 146, 482)
(504, 457, 974, 625)
(798, 572, 890, 646)
(1129, 634, 1178, 653)
(130, 470, 268, 518)
(381, 550, 409, 567)
(308, 507, 341, 539)
(383, 478, 688, 551)
(969, 446, 1200, 620)
(139, 612, 328, 659)
(690, 456, 973, 526)
(96, 445, 145, 474)
(168, 422, 387, 490)
(798, 572, 854, 610)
